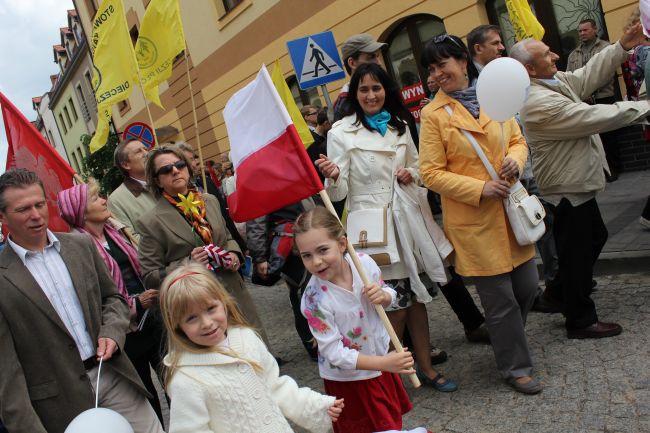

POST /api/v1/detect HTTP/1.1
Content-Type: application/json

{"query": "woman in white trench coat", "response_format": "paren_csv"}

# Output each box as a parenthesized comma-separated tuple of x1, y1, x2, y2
(316, 63, 457, 392)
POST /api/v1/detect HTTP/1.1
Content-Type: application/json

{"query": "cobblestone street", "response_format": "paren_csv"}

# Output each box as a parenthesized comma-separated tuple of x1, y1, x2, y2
(252, 272, 650, 433)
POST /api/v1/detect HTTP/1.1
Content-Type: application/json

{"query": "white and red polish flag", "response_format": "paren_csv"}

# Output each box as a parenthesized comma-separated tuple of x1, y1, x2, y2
(223, 66, 323, 222)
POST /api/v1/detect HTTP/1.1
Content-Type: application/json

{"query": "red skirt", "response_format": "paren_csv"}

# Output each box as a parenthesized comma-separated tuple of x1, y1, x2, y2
(324, 372, 412, 433)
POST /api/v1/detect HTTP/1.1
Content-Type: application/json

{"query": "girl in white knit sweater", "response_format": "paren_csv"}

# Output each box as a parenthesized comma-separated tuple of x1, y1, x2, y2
(294, 207, 415, 433)
(159, 264, 344, 433)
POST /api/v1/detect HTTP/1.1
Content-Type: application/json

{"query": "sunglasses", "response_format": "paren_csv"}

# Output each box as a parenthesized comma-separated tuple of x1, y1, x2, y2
(433, 33, 463, 50)
(155, 160, 187, 177)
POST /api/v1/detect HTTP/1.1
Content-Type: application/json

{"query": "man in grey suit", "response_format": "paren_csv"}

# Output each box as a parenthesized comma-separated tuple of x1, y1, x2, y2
(0, 169, 163, 433)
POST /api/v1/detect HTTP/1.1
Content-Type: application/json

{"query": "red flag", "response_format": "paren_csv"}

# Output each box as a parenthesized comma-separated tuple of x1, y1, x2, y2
(0, 92, 75, 232)
(223, 66, 323, 222)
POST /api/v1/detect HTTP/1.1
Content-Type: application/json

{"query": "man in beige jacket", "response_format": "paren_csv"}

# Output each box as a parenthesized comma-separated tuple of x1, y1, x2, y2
(511, 24, 650, 339)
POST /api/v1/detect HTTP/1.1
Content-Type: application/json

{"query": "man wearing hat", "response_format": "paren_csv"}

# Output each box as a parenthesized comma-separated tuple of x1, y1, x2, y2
(333, 33, 387, 121)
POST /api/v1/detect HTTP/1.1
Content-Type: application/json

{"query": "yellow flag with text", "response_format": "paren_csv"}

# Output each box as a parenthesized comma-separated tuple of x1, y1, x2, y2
(270, 60, 314, 148)
(135, 0, 186, 108)
(89, 0, 139, 153)
(506, 0, 545, 41)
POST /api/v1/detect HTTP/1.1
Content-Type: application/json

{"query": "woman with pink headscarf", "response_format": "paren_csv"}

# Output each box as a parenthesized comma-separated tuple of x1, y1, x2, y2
(57, 180, 165, 424)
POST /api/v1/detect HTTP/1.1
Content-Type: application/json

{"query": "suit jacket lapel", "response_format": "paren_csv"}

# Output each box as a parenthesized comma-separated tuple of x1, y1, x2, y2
(156, 199, 199, 247)
(0, 245, 71, 335)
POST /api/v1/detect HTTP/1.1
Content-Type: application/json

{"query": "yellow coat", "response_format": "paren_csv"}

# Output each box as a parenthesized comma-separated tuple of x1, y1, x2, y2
(419, 91, 535, 277)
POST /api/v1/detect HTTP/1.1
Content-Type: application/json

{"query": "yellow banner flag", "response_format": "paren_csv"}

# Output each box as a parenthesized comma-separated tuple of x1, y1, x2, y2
(270, 60, 314, 148)
(89, 0, 139, 153)
(506, 0, 545, 41)
(135, 0, 186, 108)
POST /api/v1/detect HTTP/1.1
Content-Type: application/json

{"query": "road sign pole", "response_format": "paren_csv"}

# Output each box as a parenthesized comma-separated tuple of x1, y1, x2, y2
(320, 84, 334, 120)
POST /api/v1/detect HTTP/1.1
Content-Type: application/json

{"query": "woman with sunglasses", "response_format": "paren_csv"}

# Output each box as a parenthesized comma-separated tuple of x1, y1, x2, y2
(418, 34, 541, 394)
(136, 146, 268, 345)
(56, 180, 166, 423)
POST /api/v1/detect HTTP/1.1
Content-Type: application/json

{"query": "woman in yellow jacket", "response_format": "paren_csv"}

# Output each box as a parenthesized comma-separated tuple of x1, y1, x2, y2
(419, 34, 541, 394)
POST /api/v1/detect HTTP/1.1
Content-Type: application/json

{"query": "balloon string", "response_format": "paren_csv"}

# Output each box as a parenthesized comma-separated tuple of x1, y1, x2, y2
(95, 356, 104, 409)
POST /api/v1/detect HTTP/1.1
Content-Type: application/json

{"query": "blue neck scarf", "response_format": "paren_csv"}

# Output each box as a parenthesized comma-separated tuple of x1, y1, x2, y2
(364, 110, 391, 136)
(448, 81, 480, 119)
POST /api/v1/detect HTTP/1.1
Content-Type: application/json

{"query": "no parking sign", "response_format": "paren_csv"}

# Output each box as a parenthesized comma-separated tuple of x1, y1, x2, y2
(122, 122, 155, 148)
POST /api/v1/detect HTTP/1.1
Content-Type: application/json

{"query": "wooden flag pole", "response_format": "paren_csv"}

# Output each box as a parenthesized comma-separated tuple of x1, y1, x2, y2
(135, 69, 160, 147)
(318, 189, 421, 388)
(183, 49, 208, 190)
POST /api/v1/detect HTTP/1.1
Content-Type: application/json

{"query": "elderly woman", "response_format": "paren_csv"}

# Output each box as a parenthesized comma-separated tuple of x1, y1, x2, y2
(135, 146, 268, 344)
(317, 63, 457, 392)
(57, 180, 165, 422)
(419, 34, 541, 394)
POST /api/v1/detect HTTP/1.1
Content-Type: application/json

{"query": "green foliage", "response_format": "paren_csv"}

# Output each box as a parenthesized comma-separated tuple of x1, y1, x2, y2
(80, 133, 123, 195)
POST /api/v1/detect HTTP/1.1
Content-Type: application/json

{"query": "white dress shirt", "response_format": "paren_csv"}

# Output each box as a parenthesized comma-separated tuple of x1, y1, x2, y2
(8, 230, 95, 360)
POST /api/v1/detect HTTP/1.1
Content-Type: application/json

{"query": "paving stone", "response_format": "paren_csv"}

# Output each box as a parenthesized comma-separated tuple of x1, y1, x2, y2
(249, 270, 649, 432)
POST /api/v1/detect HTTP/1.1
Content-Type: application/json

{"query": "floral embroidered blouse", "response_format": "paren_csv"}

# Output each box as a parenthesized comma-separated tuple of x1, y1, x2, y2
(300, 253, 397, 381)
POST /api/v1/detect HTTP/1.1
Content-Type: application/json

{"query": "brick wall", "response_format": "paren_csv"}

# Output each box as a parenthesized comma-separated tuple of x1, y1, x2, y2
(617, 125, 650, 172)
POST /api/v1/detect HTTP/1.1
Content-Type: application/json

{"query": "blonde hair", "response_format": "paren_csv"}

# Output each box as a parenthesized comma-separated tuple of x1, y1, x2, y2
(624, 8, 640, 32)
(294, 206, 346, 247)
(159, 264, 261, 385)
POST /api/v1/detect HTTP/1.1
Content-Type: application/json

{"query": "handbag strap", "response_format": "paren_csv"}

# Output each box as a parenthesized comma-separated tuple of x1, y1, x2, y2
(443, 105, 499, 182)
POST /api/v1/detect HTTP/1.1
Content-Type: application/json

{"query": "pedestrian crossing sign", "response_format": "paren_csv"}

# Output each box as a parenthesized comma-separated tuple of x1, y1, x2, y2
(287, 31, 346, 90)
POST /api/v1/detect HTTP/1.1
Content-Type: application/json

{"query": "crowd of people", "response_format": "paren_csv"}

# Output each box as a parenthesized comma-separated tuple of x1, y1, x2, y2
(0, 15, 648, 433)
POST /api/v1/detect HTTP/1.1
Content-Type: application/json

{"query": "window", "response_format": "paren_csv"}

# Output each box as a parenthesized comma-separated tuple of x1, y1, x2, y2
(486, 0, 608, 71)
(59, 114, 68, 134)
(223, 0, 243, 13)
(382, 14, 446, 122)
(46, 129, 54, 146)
(287, 75, 322, 108)
(63, 106, 72, 127)
(71, 152, 80, 173)
(68, 98, 78, 121)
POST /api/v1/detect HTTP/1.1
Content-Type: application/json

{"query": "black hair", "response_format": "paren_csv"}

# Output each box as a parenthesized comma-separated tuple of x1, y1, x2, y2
(347, 63, 411, 136)
(421, 34, 479, 84)
(316, 109, 329, 126)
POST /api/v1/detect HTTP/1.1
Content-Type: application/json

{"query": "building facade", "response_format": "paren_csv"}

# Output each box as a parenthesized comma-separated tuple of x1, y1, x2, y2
(32, 92, 69, 164)
(72, 0, 641, 166)
(48, 9, 98, 174)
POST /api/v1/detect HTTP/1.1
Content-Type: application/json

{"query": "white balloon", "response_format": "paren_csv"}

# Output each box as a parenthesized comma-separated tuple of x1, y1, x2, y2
(65, 408, 134, 433)
(476, 57, 530, 122)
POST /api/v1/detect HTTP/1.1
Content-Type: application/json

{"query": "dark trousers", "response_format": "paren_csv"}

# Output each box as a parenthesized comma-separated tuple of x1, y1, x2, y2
(554, 198, 608, 330)
(283, 254, 315, 350)
(438, 266, 485, 332)
(124, 319, 167, 424)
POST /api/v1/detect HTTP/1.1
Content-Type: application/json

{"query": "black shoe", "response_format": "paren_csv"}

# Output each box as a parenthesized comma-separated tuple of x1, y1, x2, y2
(567, 322, 622, 339)
(531, 293, 562, 313)
(465, 324, 491, 344)
(303, 339, 319, 362)
(430, 347, 448, 365)
(605, 170, 618, 183)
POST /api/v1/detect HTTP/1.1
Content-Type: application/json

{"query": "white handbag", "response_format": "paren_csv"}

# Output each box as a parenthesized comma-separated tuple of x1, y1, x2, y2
(345, 152, 400, 267)
(443, 105, 546, 246)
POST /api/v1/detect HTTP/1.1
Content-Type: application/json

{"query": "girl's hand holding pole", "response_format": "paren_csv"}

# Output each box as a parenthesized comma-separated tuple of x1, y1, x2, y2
(382, 348, 416, 374)
(363, 282, 392, 307)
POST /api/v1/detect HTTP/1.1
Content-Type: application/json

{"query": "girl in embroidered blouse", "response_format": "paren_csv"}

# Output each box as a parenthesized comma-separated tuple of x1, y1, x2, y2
(159, 264, 344, 433)
(295, 207, 415, 433)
